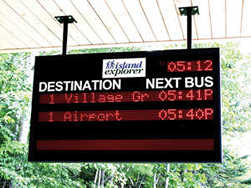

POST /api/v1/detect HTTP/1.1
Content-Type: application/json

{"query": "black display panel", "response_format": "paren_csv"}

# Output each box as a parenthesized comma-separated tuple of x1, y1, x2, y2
(29, 48, 221, 162)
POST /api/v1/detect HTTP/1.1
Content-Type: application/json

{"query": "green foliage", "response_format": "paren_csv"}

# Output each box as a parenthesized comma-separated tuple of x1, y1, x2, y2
(0, 126, 12, 146)
(80, 163, 127, 187)
(151, 149, 249, 188)
(121, 164, 153, 188)
(193, 42, 251, 133)
(69, 47, 140, 54)
(0, 53, 32, 139)
(152, 163, 206, 188)
(0, 141, 83, 187)
(219, 43, 251, 133)
(200, 148, 249, 187)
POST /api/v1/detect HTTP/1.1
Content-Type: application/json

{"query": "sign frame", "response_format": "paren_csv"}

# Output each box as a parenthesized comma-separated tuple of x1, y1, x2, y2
(29, 48, 221, 163)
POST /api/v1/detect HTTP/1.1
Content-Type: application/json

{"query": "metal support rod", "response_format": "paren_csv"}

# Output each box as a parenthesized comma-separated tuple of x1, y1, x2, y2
(55, 15, 77, 55)
(187, 10, 192, 49)
(179, 6, 199, 50)
(62, 19, 68, 55)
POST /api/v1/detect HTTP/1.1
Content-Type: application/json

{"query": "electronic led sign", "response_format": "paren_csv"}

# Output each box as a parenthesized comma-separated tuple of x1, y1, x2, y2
(29, 48, 221, 162)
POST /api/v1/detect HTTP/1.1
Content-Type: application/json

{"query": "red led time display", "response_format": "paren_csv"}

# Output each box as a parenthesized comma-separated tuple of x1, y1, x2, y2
(29, 48, 221, 162)
(161, 60, 213, 72)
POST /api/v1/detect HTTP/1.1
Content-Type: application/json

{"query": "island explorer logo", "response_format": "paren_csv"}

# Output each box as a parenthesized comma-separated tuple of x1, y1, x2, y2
(102, 58, 146, 78)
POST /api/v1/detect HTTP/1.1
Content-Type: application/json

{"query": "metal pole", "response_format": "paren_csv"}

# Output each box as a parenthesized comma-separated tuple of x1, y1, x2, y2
(187, 10, 192, 50)
(55, 15, 77, 55)
(179, 6, 199, 50)
(62, 19, 68, 55)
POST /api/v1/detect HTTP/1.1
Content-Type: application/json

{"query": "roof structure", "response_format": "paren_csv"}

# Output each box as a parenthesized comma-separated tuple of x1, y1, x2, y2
(0, 0, 250, 52)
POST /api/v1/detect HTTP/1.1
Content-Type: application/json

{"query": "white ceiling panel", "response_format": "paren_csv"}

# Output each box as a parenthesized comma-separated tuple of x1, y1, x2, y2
(106, 0, 142, 42)
(158, 0, 184, 40)
(210, 0, 225, 38)
(0, 0, 250, 52)
(226, 0, 242, 37)
(242, 0, 251, 37)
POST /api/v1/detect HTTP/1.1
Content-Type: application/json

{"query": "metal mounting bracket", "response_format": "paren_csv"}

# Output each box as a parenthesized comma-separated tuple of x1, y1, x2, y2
(179, 6, 199, 49)
(55, 15, 77, 55)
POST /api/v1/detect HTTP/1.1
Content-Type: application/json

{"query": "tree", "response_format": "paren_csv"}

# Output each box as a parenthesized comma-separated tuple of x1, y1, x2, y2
(0, 53, 32, 142)
(193, 42, 251, 133)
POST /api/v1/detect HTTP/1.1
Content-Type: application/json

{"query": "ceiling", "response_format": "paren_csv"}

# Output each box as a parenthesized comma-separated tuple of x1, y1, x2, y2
(0, 0, 250, 52)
